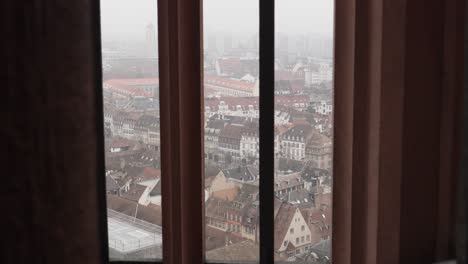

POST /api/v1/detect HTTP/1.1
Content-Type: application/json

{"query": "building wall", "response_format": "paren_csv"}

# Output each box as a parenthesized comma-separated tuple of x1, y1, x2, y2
(209, 172, 238, 194)
(282, 140, 306, 160)
(277, 209, 312, 253)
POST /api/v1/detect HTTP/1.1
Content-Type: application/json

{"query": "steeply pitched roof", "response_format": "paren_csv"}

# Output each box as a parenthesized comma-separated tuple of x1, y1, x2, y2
(283, 125, 313, 140)
(277, 158, 305, 173)
(306, 131, 332, 149)
(206, 120, 226, 130)
(205, 76, 256, 93)
(303, 206, 332, 241)
(274, 198, 283, 218)
(223, 166, 259, 182)
(139, 167, 160, 181)
(106, 175, 121, 192)
(106, 195, 162, 226)
(275, 174, 304, 191)
(109, 137, 136, 149)
(134, 114, 159, 129)
(149, 180, 161, 196)
(205, 226, 245, 251)
(274, 203, 298, 250)
(219, 124, 245, 140)
(120, 183, 147, 202)
(205, 197, 230, 221)
(280, 188, 315, 208)
(301, 166, 330, 181)
(205, 166, 221, 178)
(212, 187, 240, 201)
(206, 240, 259, 262)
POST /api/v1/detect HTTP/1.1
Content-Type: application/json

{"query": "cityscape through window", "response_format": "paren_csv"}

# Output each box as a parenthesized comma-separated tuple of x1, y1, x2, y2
(274, 1, 334, 262)
(203, 0, 260, 262)
(100, 0, 162, 261)
(203, 0, 334, 263)
(99, 0, 333, 262)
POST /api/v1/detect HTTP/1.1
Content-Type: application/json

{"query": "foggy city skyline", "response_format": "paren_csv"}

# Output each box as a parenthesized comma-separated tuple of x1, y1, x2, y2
(101, 0, 334, 41)
(101, 0, 334, 261)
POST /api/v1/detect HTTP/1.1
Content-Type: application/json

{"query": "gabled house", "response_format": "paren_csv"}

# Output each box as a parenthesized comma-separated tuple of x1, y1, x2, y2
(274, 202, 313, 258)
(209, 166, 259, 195)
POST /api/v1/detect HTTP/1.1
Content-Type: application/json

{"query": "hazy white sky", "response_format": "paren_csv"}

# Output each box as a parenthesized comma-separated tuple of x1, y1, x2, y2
(100, 0, 334, 39)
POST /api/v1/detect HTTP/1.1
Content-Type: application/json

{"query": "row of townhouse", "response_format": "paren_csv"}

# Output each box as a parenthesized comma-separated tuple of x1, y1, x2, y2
(204, 166, 331, 259)
(205, 116, 260, 162)
(279, 125, 333, 170)
(205, 76, 259, 97)
(311, 100, 333, 115)
(204, 95, 310, 114)
(206, 167, 260, 241)
(204, 115, 332, 170)
(104, 110, 160, 147)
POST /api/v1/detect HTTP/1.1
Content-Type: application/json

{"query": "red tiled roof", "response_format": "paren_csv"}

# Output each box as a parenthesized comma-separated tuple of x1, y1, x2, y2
(107, 78, 159, 86)
(306, 131, 332, 148)
(292, 118, 310, 126)
(275, 70, 304, 81)
(217, 58, 242, 74)
(205, 95, 308, 111)
(205, 225, 247, 252)
(204, 86, 219, 95)
(205, 76, 256, 93)
(109, 137, 135, 149)
(120, 183, 147, 202)
(220, 124, 245, 140)
(107, 195, 162, 225)
(142, 167, 161, 179)
(275, 175, 304, 192)
(275, 125, 292, 135)
(303, 205, 332, 240)
(206, 240, 259, 262)
(275, 95, 309, 108)
(205, 96, 259, 112)
(212, 187, 240, 202)
(104, 78, 158, 97)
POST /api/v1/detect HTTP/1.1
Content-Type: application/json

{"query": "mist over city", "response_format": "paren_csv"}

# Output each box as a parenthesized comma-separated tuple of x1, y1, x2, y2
(101, 0, 334, 263)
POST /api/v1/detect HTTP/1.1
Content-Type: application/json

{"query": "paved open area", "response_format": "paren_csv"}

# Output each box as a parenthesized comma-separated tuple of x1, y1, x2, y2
(107, 209, 162, 253)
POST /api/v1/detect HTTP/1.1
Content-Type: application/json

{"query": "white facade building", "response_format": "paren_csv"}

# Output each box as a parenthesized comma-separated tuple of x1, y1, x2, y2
(314, 101, 333, 115)
(276, 206, 313, 257)
(240, 132, 259, 159)
(304, 64, 333, 87)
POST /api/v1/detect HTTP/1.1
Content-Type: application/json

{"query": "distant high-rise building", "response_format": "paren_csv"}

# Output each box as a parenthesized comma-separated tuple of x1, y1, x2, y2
(247, 33, 259, 50)
(223, 34, 232, 54)
(296, 35, 306, 56)
(278, 34, 288, 52)
(207, 34, 217, 52)
(145, 23, 157, 58)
